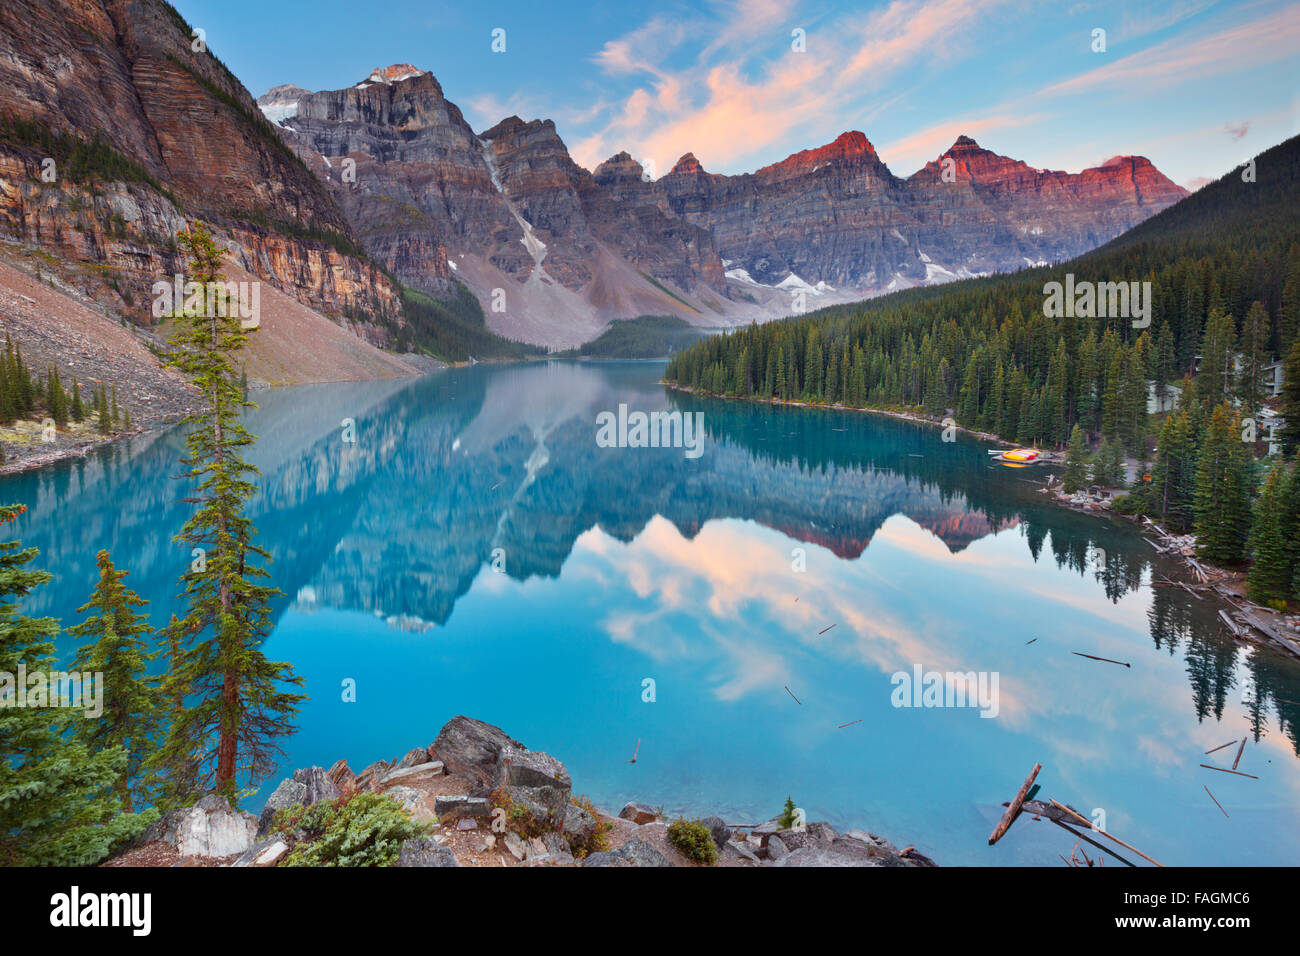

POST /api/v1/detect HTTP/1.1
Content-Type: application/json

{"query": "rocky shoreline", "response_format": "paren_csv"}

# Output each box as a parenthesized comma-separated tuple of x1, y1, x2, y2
(108, 716, 936, 868)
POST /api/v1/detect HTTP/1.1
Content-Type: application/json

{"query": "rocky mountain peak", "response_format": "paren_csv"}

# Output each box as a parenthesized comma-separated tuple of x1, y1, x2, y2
(671, 153, 705, 175)
(260, 83, 311, 104)
(592, 151, 646, 182)
(757, 130, 883, 179)
(362, 63, 425, 85)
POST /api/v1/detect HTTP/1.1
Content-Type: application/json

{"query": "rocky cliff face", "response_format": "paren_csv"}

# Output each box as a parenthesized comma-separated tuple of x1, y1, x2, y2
(655, 132, 1189, 293)
(272, 74, 731, 346)
(0, 0, 400, 331)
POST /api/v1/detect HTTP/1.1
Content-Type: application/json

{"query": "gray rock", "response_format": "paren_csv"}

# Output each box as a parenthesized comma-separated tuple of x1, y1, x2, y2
(257, 778, 308, 835)
(430, 716, 522, 790)
(433, 795, 491, 821)
(563, 803, 597, 845)
(767, 834, 788, 860)
(618, 802, 659, 824)
(723, 839, 761, 865)
(143, 793, 259, 858)
(774, 837, 906, 867)
(582, 850, 632, 867)
(430, 717, 570, 823)
(394, 747, 431, 770)
(395, 837, 459, 867)
(613, 839, 673, 867)
(232, 836, 289, 867)
(505, 783, 568, 830)
(383, 785, 427, 816)
(291, 766, 339, 806)
(503, 831, 527, 861)
(381, 761, 445, 784)
(751, 819, 782, 845)
(844, 829, 899, 855)
(700, 815, 731, 848)
(774, 821, 838, 850)
(540, 831, 575, 865)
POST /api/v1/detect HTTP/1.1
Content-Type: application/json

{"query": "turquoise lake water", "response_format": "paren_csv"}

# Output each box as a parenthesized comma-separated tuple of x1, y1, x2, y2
(6, 359, 1300, 865)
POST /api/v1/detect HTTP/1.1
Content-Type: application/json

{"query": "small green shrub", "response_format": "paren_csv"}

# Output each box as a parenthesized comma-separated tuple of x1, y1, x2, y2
(280, 793, 430, 867)
(667, 818, 717, 866)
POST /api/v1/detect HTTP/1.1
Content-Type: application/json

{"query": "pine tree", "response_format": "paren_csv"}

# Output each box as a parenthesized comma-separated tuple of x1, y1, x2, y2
(1152, 410, 1197, 531)
(1280, 338, 1300, 454)
(1236, 301, 1271, 419)
(1062, 425, 1090, 493)
(1193, 404, 1253, 564)
(70, 379, 84, 423)
(150, 223, 305, 806)
(96, 384, 111, 435)
(0, 505, 154, 865)
(1092, 437, 1125, 488)
(66, 550, 162, 812)
(1197, 309, 1235, 409)
(1247, 461, 1291, 605)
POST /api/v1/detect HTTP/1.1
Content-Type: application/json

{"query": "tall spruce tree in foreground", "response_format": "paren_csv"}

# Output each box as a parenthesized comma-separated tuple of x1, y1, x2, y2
(1247, 461, 1291, 605)
(151, 223, 304, 806)
(1193, 403, 1253, 564)
(0, 506, 153, 864)
(67, 550, 161, 812)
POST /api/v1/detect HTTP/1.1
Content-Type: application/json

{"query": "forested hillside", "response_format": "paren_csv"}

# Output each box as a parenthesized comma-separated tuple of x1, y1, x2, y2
(666, 135, 1300, 600)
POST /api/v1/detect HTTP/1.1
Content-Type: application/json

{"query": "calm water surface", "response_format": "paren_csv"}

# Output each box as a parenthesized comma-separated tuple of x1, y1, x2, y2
(7, 360, 1300, 865)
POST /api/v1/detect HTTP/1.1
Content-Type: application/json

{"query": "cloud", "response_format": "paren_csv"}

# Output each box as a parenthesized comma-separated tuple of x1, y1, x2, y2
(1038, 5, 1300, 97)
(572, 0, 1012, 173)
(1225, 121, 1250, 141)
(1117, 0, 1220, 42)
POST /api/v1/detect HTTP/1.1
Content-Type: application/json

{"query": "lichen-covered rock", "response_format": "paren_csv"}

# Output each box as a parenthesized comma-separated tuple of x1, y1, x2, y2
(582, 839, 673, 868)
(291, 766, 340, 806)
(257, 778, 308, 835)
(396, 837, 459, 867)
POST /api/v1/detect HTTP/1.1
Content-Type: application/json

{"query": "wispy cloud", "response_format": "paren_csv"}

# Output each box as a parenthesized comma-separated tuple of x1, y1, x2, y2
(1038, 4, 1299, 96)
(573, 0, 1012, 173)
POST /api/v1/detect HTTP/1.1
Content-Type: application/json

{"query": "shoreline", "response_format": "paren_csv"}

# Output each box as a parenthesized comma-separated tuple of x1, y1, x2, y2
(663, 381, 1300, 664)
(108, 716, 935, 868)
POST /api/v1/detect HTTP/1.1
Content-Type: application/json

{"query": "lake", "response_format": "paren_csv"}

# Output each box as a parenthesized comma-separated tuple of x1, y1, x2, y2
(7, 359, 1300, 865)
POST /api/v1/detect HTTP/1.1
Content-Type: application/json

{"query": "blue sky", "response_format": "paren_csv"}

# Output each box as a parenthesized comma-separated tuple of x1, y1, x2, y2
(174, 0, 1298, 187)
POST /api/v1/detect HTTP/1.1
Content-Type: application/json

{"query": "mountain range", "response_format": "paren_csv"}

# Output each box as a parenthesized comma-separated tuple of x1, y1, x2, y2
(0, 0, 1187, 361)
(262, 64, 1187, 346)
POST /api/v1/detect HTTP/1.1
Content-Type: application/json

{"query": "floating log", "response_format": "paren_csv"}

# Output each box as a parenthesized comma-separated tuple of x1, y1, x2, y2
(784, 685, 802, 705)
(988, 763, 1041, 846)
(1049, 799, 1164, 867)
(1025, 637, 1038, 645)
(1071, 650, 1133, 665)
(1200, 763, 1257, 779)
(1204, 739, 1238, 755)
(1015, 801, 1137, 867)
(1232, 738, 1247, 771)
(838, 719, 862, 728)
(1204, 786, 1229, 818)
(818, 624, 837, 635)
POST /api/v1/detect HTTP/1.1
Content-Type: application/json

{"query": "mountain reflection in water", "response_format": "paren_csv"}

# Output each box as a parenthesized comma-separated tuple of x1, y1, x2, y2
(7, 360, 1300, 865)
